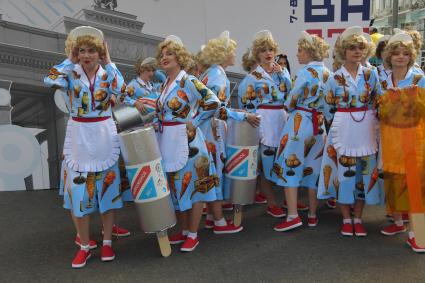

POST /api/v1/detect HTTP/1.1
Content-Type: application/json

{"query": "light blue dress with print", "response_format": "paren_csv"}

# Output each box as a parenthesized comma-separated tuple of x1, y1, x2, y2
(198, 64, 246, 200)
(124, 77, 159, 114)
(238, 65, 292, 182)
(44, 59, 129, 216)
(272, 62, 329, 189)
(156, 70, 221, 211)
(317, 65, 383, 205)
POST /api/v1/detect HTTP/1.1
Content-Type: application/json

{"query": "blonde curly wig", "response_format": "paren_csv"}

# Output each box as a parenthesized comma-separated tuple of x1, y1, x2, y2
(241, 48, 256, 72)
(199, 37, 237, 67)
(252, 36, 279, 63)
(383, 41, 417, 69)
(407, 30, 423, 56)
(298, 35, 330, 61)
(156, 40, 192, 70)
(65, 35, 105, 58)
(134, 56, 157, 75)
(334, 34, 368, 62)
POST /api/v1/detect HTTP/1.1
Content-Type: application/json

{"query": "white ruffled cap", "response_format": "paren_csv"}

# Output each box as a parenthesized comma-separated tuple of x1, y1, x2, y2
(388, 32, 413, 45)
(363, 32, 372, 44)
(393, 28, 404, 34)
(300, 31, 313, 43)
(201, 44, 206, 51)
(164, 35, 184, 46)
(141, 57, 157, 66)
(219, 30, 230, 48)
(377, 35, 390, 43)
(69, 26, 104, 40)
(340, 26, 363, 41)
(253, 30, 273, 41)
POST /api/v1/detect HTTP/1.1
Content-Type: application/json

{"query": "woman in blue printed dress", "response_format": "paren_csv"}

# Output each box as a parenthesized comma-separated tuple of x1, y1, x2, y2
(155, 35, 221, 252)
(198, 31, 260, 233)
(44, 26, 126, 268)
(239, 30, 292, 218)
(378, 31, 425, 252)
(272, 31, 330, 232)
(317, 26, 382, 237)
(124, 56, 160, 116)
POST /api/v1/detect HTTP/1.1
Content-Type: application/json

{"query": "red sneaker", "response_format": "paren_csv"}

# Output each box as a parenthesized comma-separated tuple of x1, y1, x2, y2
(71, 250, 91, 268)
(204, 219, 214, 229)
(213, 222, 243, 234)
(381, 224, 406, 236)
(308, 216, 318, 227)
(354, 223, 367, 237)
(326, 199, 337, 209)
(180, 237, 199, 252)
(340, 223, 354, 236)
(74, 236, 97, 250)
(255, 193, 267, 204)
(283, 201, 309, 211)
(406, 236, 425, 253)
(266, 206, 286, 218)
(274, 216, 303, 232)
(112, 225, 130, 237)
(101, 245, 115, 261)
(222, 203, 234, 211)
(169, 232, 187, 244)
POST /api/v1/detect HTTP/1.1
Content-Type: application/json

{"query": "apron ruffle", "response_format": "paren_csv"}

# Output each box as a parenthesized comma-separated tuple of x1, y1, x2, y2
(158, 124, 189, 172)
(256, 108, 287, 148)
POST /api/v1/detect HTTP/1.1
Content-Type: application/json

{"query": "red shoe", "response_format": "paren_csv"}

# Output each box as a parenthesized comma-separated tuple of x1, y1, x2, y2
(354, 223, 367, 237)
(202, 207, 207, 215)
(308, 216, 318, 227)
(381, 224, 406, 236)
(71, 250, 91, 268)
(169, 232, 187, 244)
(180, 237, 199, 252)
(340, 223, 354, 236)
(255, 193, 267, 204)
(112, 225, 130, 237)
(266, 206, 286, 218)
(283, 201, 309, 211)
(406, 236, 425, 253)
(74, 236, 97, 250)
(100, 245, 115, 261)
(274, 216, 303, 232)
(213, 222, 243, 234)
(222, 203, 234, 211)
(326, 199, 337, 209)
(402, 213, 410, 223)
(204, 219, 214, 229)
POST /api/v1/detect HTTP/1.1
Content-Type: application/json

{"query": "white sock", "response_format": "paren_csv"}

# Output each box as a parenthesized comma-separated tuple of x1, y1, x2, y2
(214, 218, 227, 227)
(353, 218, 362, 224)
(287, 214, 298, 221)
(343, 218, 352, 224)
(409, 231, 415, 239)
(103, 240, 112, 247)
(308, 213, 316, 218)
(182, 230, 189, 236)
(395, 220, 404, 227)
(80, 244, 90, 251)
(187, 232, 197, 239)
(206, 214, 214, 221)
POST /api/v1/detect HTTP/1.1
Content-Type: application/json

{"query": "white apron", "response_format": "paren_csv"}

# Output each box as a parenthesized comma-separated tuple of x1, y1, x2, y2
(158, 123, 188, 172)
(63, 118, 121, 172)
(256, 108, 287, 148)
(330, 109, 378, 157)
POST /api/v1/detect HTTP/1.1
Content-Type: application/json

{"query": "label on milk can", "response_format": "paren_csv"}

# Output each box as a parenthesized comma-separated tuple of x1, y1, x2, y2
(126, 158, 169, 203)
(224, 145, 258, 180)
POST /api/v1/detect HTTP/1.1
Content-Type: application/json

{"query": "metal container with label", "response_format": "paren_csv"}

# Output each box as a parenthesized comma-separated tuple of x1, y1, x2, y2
(113, 102, 156, 132)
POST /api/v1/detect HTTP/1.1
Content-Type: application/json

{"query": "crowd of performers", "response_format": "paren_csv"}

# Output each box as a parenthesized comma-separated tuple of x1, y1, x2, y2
(44, 24, 425, 268)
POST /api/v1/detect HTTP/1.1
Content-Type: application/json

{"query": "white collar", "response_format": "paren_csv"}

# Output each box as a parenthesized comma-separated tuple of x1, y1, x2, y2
(137, 77, 152, 90)
(160, 70, 186, 104)
(254, 65, 273, 81)
(74, 64, 105, 89)
(341, 64, 363, 86)
(387, 68, 414, 88)
(307, 61, 324, 66)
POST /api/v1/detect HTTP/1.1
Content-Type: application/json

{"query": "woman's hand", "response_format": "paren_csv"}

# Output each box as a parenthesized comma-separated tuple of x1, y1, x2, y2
(102, 41, 112, 65)
(134, 100, 148, 115)
(245, 113, 261, 127)
(272, 62, 282, 73)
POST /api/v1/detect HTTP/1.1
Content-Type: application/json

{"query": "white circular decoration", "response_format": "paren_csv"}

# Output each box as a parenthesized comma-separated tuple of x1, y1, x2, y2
(54, 89, 70, 113)
(0, 125, 41, 176)
(0, 88, 11, 106)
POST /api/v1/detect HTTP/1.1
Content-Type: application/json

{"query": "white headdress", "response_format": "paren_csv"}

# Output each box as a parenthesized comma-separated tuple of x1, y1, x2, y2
(300, 31, 313, 44)
(388, 32, 413, 45)
(393, 28, 404, 35)
(140, 57, 157, 66)
(363, 32, 372, 44)
(340, 26, 363, 41)
(219, 30, 230, 48)
(164, 35, 183, 46)
(253, 30, 273, 41)
(377, 35, 390, 44)
(69, 26, 104, 41)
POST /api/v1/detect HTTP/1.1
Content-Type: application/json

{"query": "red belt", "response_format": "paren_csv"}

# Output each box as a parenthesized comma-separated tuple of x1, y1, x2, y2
(296, 107, 320, 135)
(159, 120, 185, 133)
(337, 106, 369, 112)
(72, 116, 110, 123)
(258, 105, 284, 110)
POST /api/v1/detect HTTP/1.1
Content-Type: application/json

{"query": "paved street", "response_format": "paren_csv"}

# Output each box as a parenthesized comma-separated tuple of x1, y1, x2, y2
(1, 189, 424, 283)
